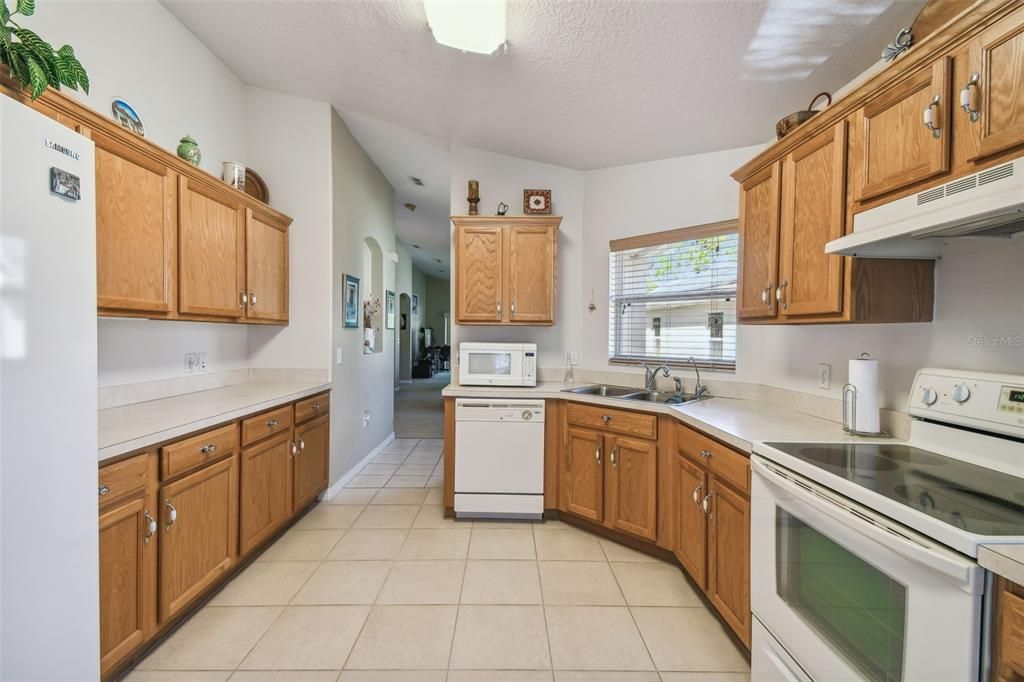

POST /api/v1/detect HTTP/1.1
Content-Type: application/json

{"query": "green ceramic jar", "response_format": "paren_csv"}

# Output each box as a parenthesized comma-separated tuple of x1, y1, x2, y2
(176, 135, 201, 167)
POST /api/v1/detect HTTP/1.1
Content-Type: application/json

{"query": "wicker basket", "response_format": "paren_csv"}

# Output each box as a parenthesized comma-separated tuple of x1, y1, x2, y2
(775, 92, 832, 140)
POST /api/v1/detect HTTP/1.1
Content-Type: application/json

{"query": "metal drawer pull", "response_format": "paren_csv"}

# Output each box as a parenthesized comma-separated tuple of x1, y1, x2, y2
(164, 499, 177, 530)
(511, 300, 516, 315)
(249, 291, 257, 308)
(775, 280, 788, 310)
(496, 301, 501, 318)
(595, 443, 602, 465)
(761, 284, 771, 304)
(200, 443, 217, 455)
(601, 415, 611, 423)
(144, 510, 157, 544)
(692, 482, 703, 505)
(299, 438, 306, 451)
(923, 95, 942, 138)
(701, 493, 712, 517)
(700, 449, 713, 459)
(290, 441, 298, 458)
(312, 402, 321, 411)
(266, 419, 280, 428)
(239, 290, 248, 308)
(960, 73, 980, 123)
(98, 485, 110, 496)
(610, 445, 618, 467)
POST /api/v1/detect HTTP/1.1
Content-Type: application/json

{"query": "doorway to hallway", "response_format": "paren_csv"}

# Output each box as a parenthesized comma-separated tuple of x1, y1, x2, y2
(394, 372, 449, 438)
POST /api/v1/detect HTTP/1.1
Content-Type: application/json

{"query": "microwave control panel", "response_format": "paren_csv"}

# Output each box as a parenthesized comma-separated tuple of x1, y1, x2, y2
(524, 352, 536, 379)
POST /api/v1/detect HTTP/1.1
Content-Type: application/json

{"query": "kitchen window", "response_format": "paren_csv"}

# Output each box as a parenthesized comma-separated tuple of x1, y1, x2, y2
(608, 220, 737, 370)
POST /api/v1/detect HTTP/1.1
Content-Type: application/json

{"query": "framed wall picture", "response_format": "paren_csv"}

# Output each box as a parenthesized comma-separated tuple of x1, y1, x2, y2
(385, 290, 396, 329)
(412, 293, 420, 316)
(343, 274, 360, 328)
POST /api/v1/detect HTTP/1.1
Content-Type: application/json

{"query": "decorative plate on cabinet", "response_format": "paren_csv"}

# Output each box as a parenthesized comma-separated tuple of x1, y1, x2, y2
(523, 189, 552, 215)
(244, 168, 269, 204)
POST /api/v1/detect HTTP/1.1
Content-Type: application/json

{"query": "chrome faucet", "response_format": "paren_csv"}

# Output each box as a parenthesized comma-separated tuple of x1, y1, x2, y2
(643, 364, 671, 391)
(688, 356, 709, 398)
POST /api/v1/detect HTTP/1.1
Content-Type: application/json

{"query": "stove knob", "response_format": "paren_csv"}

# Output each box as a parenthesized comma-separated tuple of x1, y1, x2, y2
(921, 387, 938, 406)
(952, 383, 971, 404)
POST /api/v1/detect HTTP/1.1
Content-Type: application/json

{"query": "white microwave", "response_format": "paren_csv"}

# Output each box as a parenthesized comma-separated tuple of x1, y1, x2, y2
(458, 342, 537, 387)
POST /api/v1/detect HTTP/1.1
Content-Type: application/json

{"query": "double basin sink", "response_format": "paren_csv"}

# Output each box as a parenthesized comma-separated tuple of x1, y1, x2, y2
(563, 384, 705, 405)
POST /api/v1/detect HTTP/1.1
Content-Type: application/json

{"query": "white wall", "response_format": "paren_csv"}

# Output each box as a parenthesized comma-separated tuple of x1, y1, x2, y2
(330, 110, 399, 482)
(31, 0, 252, 387)
(449, 145, 586, 369)
(245, 88, 333, 373)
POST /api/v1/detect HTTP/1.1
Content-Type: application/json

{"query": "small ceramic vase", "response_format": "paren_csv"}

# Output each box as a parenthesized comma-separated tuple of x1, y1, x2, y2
(176, 135, 201, 167)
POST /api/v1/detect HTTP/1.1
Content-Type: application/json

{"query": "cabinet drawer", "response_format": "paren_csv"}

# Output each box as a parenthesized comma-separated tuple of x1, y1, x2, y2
(566, 402, 657, 439)
(676, 423, 749, 494)
(241, 405, 294, 446)
(161, 424, 238, 479)
(99, 454, 149, 508)
(295, 392, 330, 424)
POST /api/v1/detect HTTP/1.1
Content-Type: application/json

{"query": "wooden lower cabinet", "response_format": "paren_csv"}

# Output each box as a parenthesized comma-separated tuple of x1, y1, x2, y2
(159, 455, 239, 622)
(604, 435, 658, 541)
(98, 483, 157, 679)
(240, 431, 295, 556)
(671, 451, 708, 588)
(561, 426, 605, 523)
(706, 474, 751, 647)
(992, 577, 1024, 682)
(293, 414, 330, 512)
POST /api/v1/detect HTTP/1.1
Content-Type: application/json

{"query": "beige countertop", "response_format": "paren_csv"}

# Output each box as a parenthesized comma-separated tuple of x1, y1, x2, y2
(979, 544, 1024, 584)
(442, 381, 866, 452)
(99, 381, 331, 463)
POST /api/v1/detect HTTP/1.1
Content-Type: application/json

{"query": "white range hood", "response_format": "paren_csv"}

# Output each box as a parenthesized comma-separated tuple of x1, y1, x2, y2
(826, 156, 1024, 258)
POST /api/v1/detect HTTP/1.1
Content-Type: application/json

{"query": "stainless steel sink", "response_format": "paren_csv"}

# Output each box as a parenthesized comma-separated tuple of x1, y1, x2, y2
(564, 384, 639, 398)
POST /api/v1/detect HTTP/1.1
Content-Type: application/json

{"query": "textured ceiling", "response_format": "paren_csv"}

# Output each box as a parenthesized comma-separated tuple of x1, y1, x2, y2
(162, 0, 927, 274)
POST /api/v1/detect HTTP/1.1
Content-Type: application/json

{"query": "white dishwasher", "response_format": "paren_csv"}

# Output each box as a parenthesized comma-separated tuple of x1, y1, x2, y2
(454, 398, 545, 519)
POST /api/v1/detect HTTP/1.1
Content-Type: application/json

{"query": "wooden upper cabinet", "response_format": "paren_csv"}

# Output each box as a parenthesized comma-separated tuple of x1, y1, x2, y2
(159, 455, 238, 623)
(177, 177, 246, 319)
(561, 427, 604, 523)
(240, 431, 294, 556)
(245, 208, 290, 323)
(293, 415, 329, 512)
(856, 56, 952, 201)
(961, 6, 1024, 161)
(508, 224, 557, 323)
(778, 123, 847, 317)
(456, 223, 503, 322)
(706, 474, 751, 648)
(604, 435, 657, 541)
(94, 133, 176, 314)
(453, 216, 561, 325)
(736, 162, 780, 320)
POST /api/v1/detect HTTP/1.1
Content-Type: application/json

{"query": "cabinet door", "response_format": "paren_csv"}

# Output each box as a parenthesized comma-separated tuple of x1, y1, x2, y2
(737, 162, 781, 320)
(778, 123, 847, 317)
(707, 476, 751, 647)
(245, 208, 289, 322)
(857, 57, 951, 201)
(99, 494, 156, 678)
(962, 7, 1024, 161)
(240, 431, 294, 556)
(456, 225, 504, 322)
(294, 415, 329, 512)
(159, 456, 238, 622)
(94, 133, 176, 313)
(672, 452, 708, 590)
(178, 177, 246, 318)
(561, 427, 604, 523)
(605, 435, 657, 541)
(508, 224, 556, 323)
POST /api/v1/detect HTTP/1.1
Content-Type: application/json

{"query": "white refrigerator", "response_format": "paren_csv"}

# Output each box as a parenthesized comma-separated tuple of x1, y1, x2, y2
(0, 96, 99, 680)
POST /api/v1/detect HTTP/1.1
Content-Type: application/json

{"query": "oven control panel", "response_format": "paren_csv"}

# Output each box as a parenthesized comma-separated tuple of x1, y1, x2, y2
(909, 368, 1024, 437)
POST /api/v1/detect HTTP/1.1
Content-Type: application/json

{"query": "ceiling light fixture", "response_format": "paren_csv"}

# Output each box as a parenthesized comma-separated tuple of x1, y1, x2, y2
(424, 0, 507, 55)
(410, 176, 424, 186)
(405, 203, 417, 212)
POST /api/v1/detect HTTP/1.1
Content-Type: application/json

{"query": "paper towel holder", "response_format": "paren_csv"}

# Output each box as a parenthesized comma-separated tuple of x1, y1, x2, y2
(842, 382, 890, 438)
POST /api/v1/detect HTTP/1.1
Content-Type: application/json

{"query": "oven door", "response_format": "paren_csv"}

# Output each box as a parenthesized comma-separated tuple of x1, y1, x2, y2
(459, 347, 525, 386)
(751, 456, 984, 682)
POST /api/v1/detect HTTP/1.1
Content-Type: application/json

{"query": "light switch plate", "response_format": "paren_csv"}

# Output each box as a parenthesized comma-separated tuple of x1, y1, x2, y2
(817, 363, 831, 390)
(336, 347, 343, 365)
(184, 352, 199, 373)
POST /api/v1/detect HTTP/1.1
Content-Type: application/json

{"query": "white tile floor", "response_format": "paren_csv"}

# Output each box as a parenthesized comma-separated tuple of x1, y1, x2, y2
(128, 438, 750, 682)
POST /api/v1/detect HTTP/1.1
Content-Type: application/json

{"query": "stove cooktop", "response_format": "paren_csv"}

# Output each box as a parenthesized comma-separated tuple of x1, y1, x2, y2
(763, 442, 1024, 537)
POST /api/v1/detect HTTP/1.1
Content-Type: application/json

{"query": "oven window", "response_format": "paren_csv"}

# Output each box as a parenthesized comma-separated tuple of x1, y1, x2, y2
(776, 509, 907, 682)
(467, 352, 512, 376)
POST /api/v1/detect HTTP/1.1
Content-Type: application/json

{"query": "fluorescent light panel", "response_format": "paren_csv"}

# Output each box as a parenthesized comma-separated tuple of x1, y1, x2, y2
(424, 0, 506, 55)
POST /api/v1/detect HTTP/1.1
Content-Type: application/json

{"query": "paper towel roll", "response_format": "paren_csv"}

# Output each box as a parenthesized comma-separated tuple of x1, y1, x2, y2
(847, 355, 880, 434)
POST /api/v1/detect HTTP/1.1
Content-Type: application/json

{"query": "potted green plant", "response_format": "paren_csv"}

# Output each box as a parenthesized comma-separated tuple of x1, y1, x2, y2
(1, 0, 89, 100)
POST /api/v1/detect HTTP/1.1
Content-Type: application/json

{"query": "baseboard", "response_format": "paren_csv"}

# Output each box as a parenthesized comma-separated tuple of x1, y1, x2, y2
(323, 432, 396, 500)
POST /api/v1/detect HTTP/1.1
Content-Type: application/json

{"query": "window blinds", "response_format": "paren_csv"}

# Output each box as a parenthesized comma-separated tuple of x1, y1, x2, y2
(608, 228, 738, 370)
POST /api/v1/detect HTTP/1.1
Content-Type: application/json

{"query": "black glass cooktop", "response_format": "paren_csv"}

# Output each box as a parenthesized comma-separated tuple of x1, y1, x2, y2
(765, 442, 1024, 536)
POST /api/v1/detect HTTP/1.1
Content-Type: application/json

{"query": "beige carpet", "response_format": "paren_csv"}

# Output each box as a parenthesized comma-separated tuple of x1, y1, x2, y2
(394, 372, 449, 439)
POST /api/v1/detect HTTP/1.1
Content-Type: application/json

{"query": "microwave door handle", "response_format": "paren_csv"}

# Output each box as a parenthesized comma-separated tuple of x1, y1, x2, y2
(752, 458, 977, 588)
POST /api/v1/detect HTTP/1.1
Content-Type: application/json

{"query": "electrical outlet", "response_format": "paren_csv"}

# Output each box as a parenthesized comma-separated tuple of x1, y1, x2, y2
(362, 410, 371, 427)
(198, 353, 208, 372)
(336, 347, 343, 365)
(564, 350, 579, 366)
(184, 352, 199, 373)
(817, 363, 831, 390)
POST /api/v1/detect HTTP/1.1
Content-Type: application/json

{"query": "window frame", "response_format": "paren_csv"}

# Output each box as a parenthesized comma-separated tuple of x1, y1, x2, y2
(607, 219, 738, 372)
